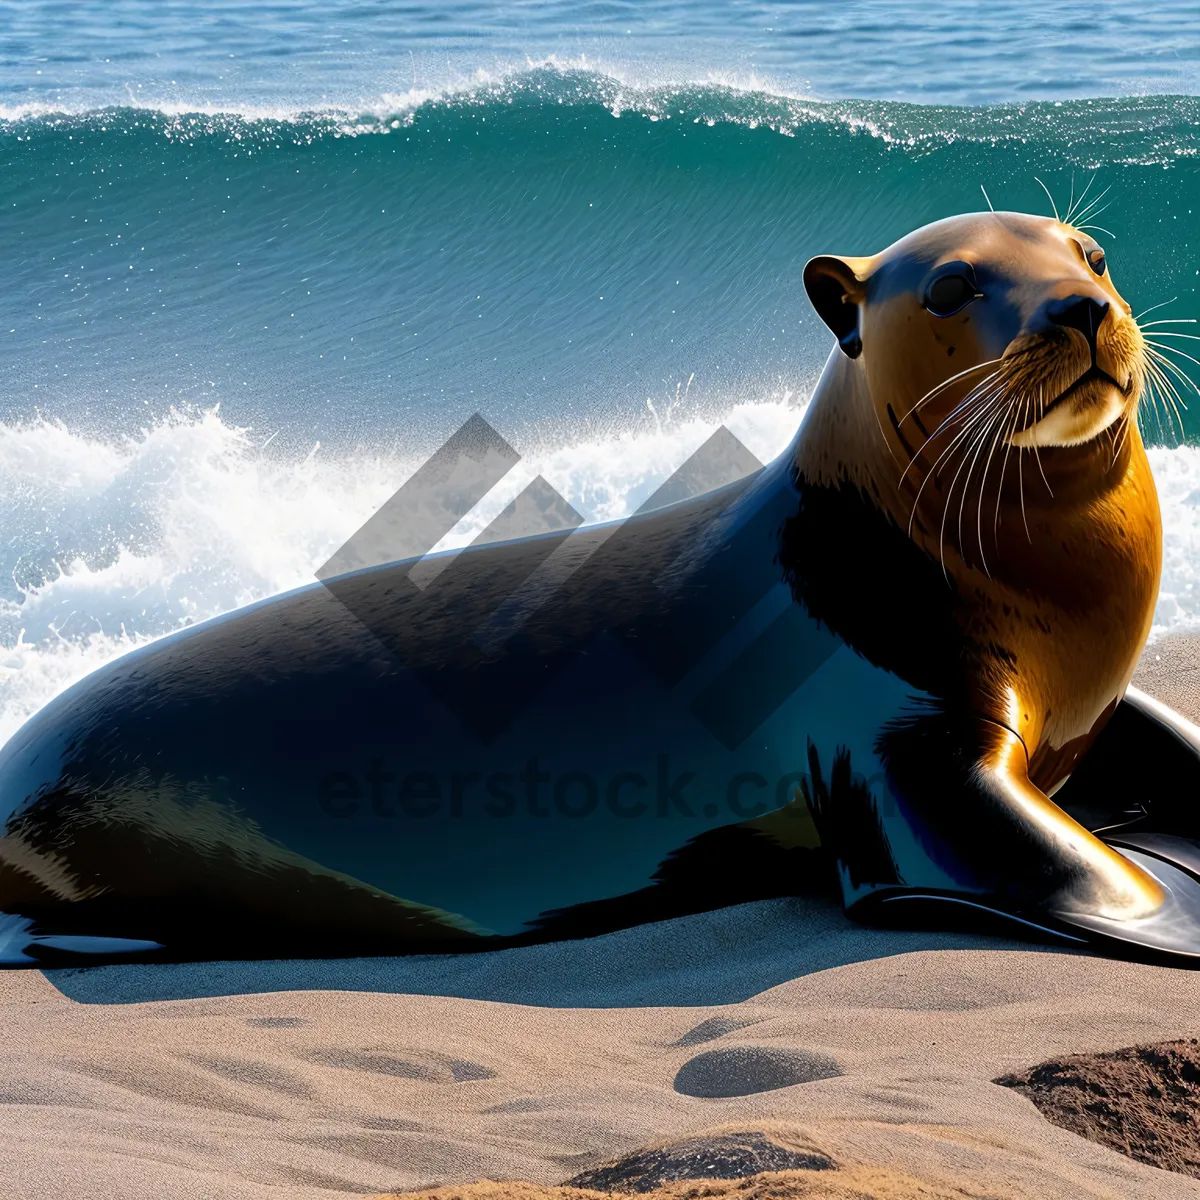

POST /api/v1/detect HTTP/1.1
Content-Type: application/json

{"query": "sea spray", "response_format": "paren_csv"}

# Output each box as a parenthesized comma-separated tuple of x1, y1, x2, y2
(0, 397, 802, 744)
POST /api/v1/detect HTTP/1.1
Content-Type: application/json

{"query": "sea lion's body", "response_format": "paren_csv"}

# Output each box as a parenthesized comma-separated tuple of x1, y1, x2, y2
(0, 453, 914, 961)
(4, 210, 1200, 965)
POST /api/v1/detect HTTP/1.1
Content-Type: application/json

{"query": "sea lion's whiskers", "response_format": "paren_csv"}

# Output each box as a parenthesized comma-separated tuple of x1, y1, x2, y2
(1141, 357, 1186, 443)
(874, 403, 904, 466)
(1140, 360, 1173, 441)
(1141, 353, 1170, 402)
(1143, 331, 1200, 344)
(1117, 416, 1134, 461)
(932, 393, 1011, 573)
(1074, 207, 1114, 238)
(901, 371, 1007, 470)
(897, 357, 1003, 424)
(1031, 443, 1052, 497)
(1144, 342, 1200, 432)
(1080, 187, 1113, 218)
(915, 345, 1036, 428)
(1135, 297, 1179, 322)
(1076, 197, 1113, 224)
(897, 348, 1036, 463)
(881, 404, 908, 463)
(1073, 195, 1112, 229)
(1034, 176, 1061, 222)
(928, 409, 994, 567)
(1141, 380, 1162, 443)
(1067, 177, 1108, 226)
(905, 387, 1009, 537)
(1027, 380, 1054, 498)
(992, 398, 1024, 544)
(1111, 413, 1133, 469)
(968, 397, 1019, 571)
(1064, 173, 1094, 224)
(897, 373, 1005, 488)
(955, 398, 1012, 576)
(949, 410, 1000, 567)
(925, 373, 1005, 434)
(964, 402, 1014, 577)
(1139, 319, 1198, 328)
(1143, 343, 1197, 409)
(1103, 412, 1121, 457)
(938, 400, 1007, 577)
(1016, 398, 1032, 542)
(1143, 355, 1189, 441)
(1143, 345, 1199, 398)
(1143, 340, 1200, 380)
(893, 367, 1002, 473)
(1152, 384, 1182, 445)
(913, 381, 1010, 491)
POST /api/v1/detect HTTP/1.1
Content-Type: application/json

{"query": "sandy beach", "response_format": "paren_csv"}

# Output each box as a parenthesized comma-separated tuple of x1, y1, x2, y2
(7, 3, 1200, 1194)
(1, 634, 1200, 1199)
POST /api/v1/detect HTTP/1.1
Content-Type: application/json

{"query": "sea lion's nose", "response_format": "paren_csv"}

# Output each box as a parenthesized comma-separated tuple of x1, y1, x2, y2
(1046, 294, 1110, 352)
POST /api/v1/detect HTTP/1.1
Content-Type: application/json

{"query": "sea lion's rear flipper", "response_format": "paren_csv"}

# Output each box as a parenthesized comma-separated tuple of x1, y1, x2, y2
(1043, 685, 1200, 958)
(0, 777, 492, 965)
(1056, 685, 1200, 841)
(847, 707, 1200, 959)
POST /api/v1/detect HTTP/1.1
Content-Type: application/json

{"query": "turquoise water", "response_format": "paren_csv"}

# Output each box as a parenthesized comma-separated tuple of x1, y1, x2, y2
(2, 3, 1200, 743)
(3, 83, 1199, 445)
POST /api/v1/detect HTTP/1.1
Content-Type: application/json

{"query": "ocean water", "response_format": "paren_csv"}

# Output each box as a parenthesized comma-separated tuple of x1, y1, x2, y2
(3, 1, 1200, 746)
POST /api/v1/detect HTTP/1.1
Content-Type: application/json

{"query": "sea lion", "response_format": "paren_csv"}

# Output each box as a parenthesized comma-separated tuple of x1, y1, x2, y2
(2, 209, 1200, 967)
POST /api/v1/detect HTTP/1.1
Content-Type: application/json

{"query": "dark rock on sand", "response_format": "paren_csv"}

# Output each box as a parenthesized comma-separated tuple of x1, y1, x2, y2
(673, 1046, 843, 1098)
(566, 1131, 836, 1192)
(997, 1037, 1200, 1178)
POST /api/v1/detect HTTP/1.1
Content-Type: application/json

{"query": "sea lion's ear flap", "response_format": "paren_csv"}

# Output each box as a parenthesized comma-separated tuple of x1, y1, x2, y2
(804, 255, 871, 360)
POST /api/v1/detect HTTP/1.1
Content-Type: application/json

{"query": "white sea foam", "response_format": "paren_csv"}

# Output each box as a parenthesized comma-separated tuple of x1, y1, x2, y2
(0, 401, 1196, 749)
(0, 59, 810, 128)
(5, 64, 1190, 162)
(1147, 444, 1200, 637)
(0, 399, 802, 746)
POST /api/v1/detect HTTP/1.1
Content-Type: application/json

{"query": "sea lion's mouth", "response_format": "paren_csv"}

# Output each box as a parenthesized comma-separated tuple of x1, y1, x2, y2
(1009, 362, 1133, 448)
(1046, 364, 1129, 411)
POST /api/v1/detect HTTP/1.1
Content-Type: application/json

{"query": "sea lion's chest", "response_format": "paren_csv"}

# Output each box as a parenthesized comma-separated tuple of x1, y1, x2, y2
(962, 458, 1161, 787)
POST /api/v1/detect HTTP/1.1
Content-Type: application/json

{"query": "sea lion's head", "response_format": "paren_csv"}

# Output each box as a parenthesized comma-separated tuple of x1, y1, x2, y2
(804, 211, 1146, 455)
(798, 208, 1166, 608)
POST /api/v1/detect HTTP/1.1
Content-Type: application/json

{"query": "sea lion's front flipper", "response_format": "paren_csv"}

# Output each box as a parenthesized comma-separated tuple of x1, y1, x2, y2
(852, 708, 1200, 958)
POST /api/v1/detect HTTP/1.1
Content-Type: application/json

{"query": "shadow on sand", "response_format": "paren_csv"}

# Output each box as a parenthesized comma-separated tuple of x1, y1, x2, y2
(44, 896, 1062, 1007)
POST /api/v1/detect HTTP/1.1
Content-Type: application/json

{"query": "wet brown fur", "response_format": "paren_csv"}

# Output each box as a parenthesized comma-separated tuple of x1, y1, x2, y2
(797, 212, 1160, 791)
(795, 211, 1165, 920)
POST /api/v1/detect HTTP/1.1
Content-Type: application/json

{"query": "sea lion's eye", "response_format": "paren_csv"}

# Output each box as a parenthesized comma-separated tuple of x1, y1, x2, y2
(1087, 248, 1107, 277)
(924, 269, 980, 318)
